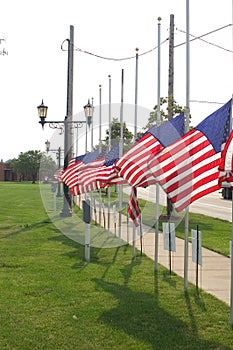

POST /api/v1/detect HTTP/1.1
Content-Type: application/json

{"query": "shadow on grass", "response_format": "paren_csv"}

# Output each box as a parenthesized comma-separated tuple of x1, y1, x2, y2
(48, 233, 122, 270)
(49, 233, 81, 247)
(184, 290, 207, 339)
(48, 233, 89, 267)
(162, 270, 177, 288)
(94, 277, 231, 350)
(0, 219, 57, 239)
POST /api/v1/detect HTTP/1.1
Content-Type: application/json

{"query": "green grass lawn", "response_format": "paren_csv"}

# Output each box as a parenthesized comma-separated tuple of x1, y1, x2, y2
(1, 182, 233, 349)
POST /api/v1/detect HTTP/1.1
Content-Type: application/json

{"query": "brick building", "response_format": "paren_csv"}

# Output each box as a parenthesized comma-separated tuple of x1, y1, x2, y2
(0, 161, 16, 181)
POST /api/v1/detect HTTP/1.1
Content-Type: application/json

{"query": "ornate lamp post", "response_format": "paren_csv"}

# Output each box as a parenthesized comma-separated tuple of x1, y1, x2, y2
(38, 100, 73, 216)
(45, 140, 62, 197)
(37, 99, 94, 216)
(45, 139, 51, 153)
(83, 98, 94, 152)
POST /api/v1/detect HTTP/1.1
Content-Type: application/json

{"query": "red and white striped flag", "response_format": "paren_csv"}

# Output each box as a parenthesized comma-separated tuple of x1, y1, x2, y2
(148, 100, 231, 212)
(71, 145, 126, 195)
(71, 180, 103, 196)
(128, 186, 141, 227)
(61, 154, 85, 188)
(115, 112, 184, 187)
(61, 150, 105, 189)
(54, 168, 64, 182)
(219, 129, 233, 186)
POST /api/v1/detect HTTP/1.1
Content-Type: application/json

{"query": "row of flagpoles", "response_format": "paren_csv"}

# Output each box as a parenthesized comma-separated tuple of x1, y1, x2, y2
(59, 98, 233, 324)
(56, 0, 233, 325)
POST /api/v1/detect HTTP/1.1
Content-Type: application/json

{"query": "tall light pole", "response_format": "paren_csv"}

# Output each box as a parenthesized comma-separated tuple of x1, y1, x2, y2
(38, 100, 72, 216)
(83, 99, 93, 129)
(37, 99, 90, 216)
(45, 140, 63, 197)
(91, 98, 94, 150)
(83, 99, 94, 153)
(37, 25, 74, 217)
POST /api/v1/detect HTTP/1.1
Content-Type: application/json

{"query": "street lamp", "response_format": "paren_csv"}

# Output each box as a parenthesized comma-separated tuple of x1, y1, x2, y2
(37, 100, 70, 133)
(45, 139, 50, 153)
(83, 98, 94, 151)
(37, 100, 48, 129)
(45, 140, 63, 197)
(37, 99, 94, 217)
(84, 99, 94, 128)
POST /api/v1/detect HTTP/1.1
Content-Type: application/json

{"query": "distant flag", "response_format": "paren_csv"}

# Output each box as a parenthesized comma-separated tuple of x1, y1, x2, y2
(61, 154, 85, 188)
(115, 112, 185, 187)
(128, 186, 141, 227)
(148, 100, 231, 212)
(96, 145, 126, 186)
(219, 129, 233, 186)
(61, 149, 105, 190)
(78, 149, 106, 177)
(71, 145, 126, 195)
(54, 168, 64, 182)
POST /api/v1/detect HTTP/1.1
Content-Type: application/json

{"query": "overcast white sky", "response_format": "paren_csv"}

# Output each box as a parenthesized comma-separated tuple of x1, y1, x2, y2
(0, 0, 232, 161)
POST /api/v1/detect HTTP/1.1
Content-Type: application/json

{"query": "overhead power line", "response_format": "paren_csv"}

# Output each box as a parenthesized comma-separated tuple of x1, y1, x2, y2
(190, 99, 225, 105)
(175, 23, 233, 52)
(61, 23, 233, 60)
(70, 38, 169, 61)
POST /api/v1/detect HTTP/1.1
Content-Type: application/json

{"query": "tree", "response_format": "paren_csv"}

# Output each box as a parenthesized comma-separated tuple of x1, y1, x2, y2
(11, 150, 43, 183)
(144, 97, 184, 130)
(103, 118, 134, 150)
(39, 154, 58, 181)
(144, 97, 186, 218)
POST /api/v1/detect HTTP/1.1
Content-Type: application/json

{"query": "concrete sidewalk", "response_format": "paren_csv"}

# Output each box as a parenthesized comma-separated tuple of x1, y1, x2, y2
(80, 195, 231, 306)
(116, 215, 231, 306)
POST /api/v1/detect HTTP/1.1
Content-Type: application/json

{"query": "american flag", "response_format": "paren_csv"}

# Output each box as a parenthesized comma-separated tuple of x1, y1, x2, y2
(128, 186, 141, 227)
(61, 149, 105, 189)
(74, 149, 106, 177)
(61, 154, 85, 188)
(114, 112, 184, 187)
(71, 180, 103, 195)
(219, 129, 233, 186)
(71, 145, 126, 195)
(54, 168, 64, 182)
(148, 100, 231, 212)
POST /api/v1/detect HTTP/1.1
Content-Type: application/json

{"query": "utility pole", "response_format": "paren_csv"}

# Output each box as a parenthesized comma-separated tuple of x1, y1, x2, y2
(168, 14, 174, 120)
(61, 25, 74, 216)
(167, 14, 175, 217)
(66, 25, 74, 160)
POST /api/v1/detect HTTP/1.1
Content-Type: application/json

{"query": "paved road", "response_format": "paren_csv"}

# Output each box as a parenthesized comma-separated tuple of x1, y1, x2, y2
(189, 190, 232, 222)
(124, 185, 232, 222)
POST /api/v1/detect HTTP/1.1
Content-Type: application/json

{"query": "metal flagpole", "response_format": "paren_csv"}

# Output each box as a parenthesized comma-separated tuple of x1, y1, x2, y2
(91, 97, 94, 151)
(184, 0, 190, 292)
(108, 75, 112, 234)
(118, 69, 124, 245)
(99, 84, 102, 226)
(134, 48, 139, 139)
(154, 17, 161, 271)
(231, 181, 233, 324)
(132, 48, 139, 257)
(108, 75, 112, 150)
(76, 127, 79, 156)
(230, 0, 233, 325)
